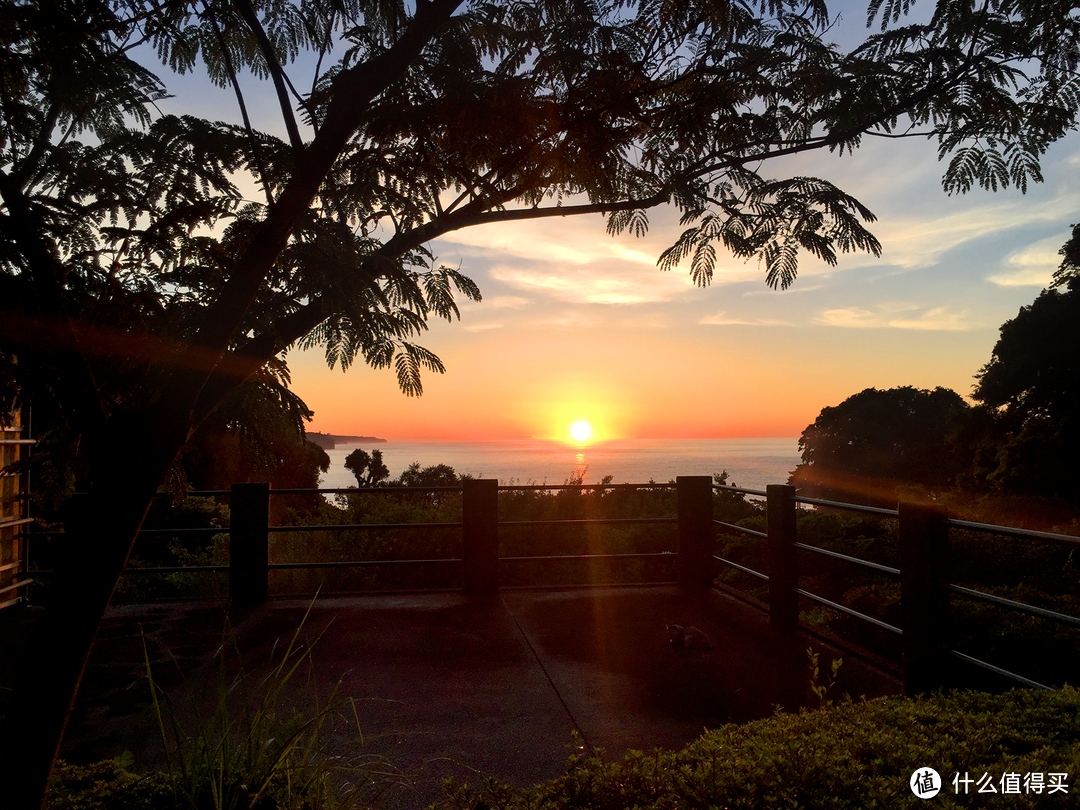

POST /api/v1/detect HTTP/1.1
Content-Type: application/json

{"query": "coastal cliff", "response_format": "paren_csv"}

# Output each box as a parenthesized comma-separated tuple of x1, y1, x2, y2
(307, 432, 387, 450)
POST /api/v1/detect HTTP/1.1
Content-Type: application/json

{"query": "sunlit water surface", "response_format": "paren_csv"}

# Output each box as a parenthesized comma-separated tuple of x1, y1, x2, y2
(320, 438, 800, 492)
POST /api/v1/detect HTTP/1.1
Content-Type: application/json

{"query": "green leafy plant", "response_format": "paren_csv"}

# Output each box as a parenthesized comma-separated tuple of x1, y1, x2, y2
(806, 648, 843, 708)
(438, 688, 1080, 810)
(142, 602, 393, 810)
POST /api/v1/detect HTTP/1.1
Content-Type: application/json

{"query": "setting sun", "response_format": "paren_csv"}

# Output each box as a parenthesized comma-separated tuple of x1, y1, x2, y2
(570, 421, 593, 442)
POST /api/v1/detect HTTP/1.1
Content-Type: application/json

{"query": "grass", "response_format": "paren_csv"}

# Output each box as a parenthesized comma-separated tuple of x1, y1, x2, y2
(47, 600, 399, 810)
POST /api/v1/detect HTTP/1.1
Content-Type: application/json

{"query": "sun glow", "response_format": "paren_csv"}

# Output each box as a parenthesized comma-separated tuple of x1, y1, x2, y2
(570, 420, 593, 443)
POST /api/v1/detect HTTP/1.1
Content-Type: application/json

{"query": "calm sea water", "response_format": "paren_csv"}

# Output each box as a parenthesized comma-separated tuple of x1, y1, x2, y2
(320, 438, 801, 492)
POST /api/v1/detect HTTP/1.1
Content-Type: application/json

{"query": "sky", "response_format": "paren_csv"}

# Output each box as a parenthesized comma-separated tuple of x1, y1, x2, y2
(159, 2, 1080, 443)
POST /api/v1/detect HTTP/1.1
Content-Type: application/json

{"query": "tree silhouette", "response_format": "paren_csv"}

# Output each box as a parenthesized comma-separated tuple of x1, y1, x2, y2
(790, 386, 972, 506)
(344, 447, 390, 487)
(2, 0, 1080, 802)
(973, 237, 1080, 500)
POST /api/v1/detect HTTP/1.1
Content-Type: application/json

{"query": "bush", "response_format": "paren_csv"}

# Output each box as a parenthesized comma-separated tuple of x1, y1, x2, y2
(439, 688, 1080, 810)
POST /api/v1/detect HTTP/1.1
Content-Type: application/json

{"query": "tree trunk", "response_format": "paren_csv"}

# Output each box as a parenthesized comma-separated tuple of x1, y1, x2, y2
(0, 422, 185, 809)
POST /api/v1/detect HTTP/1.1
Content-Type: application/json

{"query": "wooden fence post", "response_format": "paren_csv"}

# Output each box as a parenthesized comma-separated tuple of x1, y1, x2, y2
(230, 483, 269, 606)
(677, 476, 714, 589)
(463, 478, 499, 593)
(898, 501, 951, 694)
(767, 484, 799, 631)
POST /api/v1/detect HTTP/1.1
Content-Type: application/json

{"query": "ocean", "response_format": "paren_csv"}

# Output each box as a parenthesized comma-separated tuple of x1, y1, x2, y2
(319, 438, 801, 492)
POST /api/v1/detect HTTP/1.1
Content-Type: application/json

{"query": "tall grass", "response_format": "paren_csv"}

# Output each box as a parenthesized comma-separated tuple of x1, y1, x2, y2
(143, 601, 394, 810)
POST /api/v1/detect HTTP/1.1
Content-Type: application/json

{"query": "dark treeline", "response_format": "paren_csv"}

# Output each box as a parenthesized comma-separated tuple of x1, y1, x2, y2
(791, 226, 1080, 533)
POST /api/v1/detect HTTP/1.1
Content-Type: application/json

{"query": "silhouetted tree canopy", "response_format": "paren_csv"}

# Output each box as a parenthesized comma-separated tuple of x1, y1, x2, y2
(344, 447, 391, 486)
(3, 0, 1080, 803)
(397, 461, 461, 487)
(973, 241, 1080, 500)
(790, 386, 972, 505)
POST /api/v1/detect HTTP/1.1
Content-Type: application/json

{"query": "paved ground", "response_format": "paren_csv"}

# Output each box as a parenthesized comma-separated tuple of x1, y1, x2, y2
(35, 585, 902, 808)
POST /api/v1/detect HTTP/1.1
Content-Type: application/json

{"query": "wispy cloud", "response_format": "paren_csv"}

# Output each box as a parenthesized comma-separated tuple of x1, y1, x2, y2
(815, 304, 977, 330)
(700, 311, 793, 326)
(858, 196, 1080, 271)
(462, 322, 505, 332)
(486, 295, 532, 309)
(489, 264, 693, 305)
(987, 232, 1070, 287)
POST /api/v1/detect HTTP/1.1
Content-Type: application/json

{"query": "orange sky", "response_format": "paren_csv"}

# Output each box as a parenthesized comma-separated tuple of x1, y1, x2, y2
(291, 130, 1080, 442)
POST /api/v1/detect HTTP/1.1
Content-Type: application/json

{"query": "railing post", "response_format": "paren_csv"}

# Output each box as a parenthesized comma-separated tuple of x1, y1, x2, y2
(767, 484, 799, 631)
(230, 482, 269, 606)
(677, 476, 714, 589)
(898, 501, 950, 695)
(463, 478, 499, 593)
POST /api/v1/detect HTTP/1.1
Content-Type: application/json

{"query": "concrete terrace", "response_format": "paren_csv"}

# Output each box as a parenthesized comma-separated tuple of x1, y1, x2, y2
(44, 585, 902, 808)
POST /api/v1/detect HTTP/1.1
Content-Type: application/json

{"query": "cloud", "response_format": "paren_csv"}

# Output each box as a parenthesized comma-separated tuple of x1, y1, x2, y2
(488, 264, 693, 305)
(815, 305, 977, 330)
(486, 295, 531, 309)
(888, 307, 976, 331)
(986, 233, 1070, 287)
(816, 307, 879, 328)
(533, 311, 604, 328)
(743, 284, 825, 297)
(699, 311, 793, 326)
(462, 322, 504, 332)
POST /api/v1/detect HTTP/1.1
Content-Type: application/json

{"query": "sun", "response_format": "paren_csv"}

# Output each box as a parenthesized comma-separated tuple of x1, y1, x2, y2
(570, 420, 592, 443)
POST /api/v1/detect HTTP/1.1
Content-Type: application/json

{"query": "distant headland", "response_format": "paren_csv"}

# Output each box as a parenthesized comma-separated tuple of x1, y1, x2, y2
(307, 432, 387, 450)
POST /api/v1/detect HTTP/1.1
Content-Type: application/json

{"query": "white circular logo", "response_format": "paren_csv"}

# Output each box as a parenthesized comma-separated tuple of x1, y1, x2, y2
(910, 768, 941, 799)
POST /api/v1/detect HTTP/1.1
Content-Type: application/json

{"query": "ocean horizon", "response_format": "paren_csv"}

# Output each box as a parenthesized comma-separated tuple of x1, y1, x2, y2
(319, 437, 801, 492)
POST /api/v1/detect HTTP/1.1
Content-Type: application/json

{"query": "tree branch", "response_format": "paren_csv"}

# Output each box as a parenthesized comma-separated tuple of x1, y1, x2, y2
(232, 0, 305, 154)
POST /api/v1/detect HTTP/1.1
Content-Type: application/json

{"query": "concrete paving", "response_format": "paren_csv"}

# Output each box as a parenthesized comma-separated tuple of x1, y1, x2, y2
(47, 585, 902, 808)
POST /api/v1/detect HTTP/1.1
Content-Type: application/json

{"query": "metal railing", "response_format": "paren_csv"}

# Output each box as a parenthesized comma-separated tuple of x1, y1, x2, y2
(22, 476, 1080, 693)
(768, 489, 1075, 691)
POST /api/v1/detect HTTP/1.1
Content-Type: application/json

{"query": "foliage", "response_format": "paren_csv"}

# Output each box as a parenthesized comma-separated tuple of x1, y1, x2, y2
(805, 647, 842, 708)
(46, 756, 173, 810)
(6, 0, 1080, 799)
(143, 604, 389, 810)
(438, 688, 1080, 810)
(790, 386, 973, 506)
(973, 272, 1080, 502)
(343, 448, 390, 487)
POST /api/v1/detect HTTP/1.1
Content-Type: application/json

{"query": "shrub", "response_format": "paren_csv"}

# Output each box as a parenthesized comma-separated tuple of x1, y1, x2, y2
(439, 688, 1080, 810)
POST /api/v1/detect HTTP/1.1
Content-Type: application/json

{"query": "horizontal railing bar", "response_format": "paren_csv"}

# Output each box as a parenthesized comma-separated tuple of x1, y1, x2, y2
(795, 587, 903, 635)
(794, 542, 901, 576)
(946, 518, 1080, 547)
(0, 596, 24, 610)
(949, 584, 1080, 628)
(713, 555, 769, 581)
(499, 517, 677, 527)
(0, 561, 22, 573)
(182, 487, 464, 497)
(498, 485, 661, 493)
(0, 578, 33, 597)
(123, 566, 229, 574)
(501, 552, 676, 562)
(270, 522, 462, 533)
(713, 519, 767, 539)
(138, 527, 227, 535)
(714, 483, 768, 497)
(0, 438, 36, 445)
(275, 486, 462, 495)
(947, 649, 1053, 691)
(0, 516, 34, 529)
(793, 496, 899, 517)
(269, 558, 462, 570)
